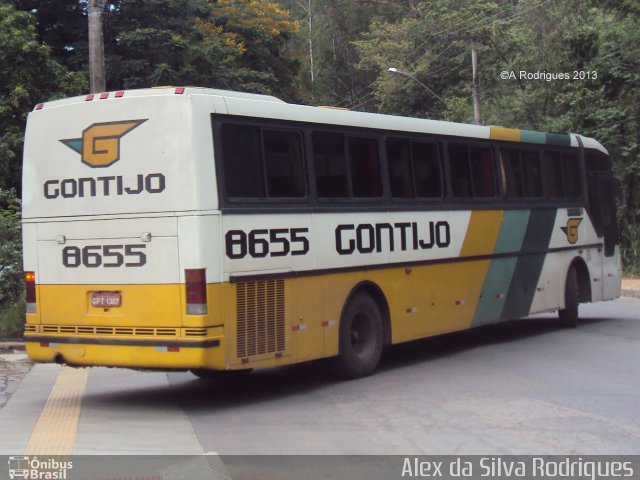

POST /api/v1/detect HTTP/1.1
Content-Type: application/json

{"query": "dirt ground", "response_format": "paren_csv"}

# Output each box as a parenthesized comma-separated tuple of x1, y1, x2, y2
(622, 277, 640, 291)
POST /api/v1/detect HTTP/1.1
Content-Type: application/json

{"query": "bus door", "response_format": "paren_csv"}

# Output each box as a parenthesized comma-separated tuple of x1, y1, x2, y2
(586, 153, 620, 300)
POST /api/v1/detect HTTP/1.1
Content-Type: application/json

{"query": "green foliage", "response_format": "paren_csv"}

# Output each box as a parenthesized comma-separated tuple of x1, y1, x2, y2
(0, 299, 25, 339)
(0, 189, 22, 309)
(0, 188, 24, 337)
(0, 3, 87, 193)
(104, 0, 300, 99)
(350, 0, 640, 272)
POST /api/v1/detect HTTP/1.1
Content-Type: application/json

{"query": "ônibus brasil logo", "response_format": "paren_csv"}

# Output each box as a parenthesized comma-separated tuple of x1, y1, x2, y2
(60, 119, 147, 168)
(8, 456, 72, 479)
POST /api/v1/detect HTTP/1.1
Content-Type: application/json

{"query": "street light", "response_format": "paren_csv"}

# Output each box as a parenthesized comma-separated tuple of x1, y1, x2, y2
(387, 67, 446, 105)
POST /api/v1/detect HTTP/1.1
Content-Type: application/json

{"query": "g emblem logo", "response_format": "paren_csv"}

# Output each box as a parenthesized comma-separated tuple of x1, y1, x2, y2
(60, 119, 147, 168)
(561, 217, 583, 244)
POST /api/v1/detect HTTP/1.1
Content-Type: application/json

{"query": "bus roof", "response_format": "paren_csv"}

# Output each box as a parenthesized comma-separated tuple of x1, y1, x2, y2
(32, 86, 608, 155)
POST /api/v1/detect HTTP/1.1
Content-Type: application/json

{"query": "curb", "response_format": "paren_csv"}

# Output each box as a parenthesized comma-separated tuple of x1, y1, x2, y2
(621, 289, 640, 299)
(0, 340, 25, 351)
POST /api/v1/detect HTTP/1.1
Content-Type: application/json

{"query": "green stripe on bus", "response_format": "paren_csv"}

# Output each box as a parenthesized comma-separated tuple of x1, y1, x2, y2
(545, 132, 571, 146)
(520, 130, 546, 144)
(494, 210, 530, 254)
(471, 210, 530, 327)
(501, 208, 557, 321)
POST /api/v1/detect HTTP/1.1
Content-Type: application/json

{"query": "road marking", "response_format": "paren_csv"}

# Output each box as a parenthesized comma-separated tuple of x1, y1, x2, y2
(23, 366, 88, 455)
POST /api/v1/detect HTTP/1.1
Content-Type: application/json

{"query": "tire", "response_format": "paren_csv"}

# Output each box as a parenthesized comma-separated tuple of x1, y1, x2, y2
(559, 266, 579, 328)
(334, 292, 384, 379)
(190, 368, 252, 380)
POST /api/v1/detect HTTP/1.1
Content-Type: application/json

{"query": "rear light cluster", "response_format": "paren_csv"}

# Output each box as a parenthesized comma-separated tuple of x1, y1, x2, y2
(25, 271, 36, 313)
(185, 269, 207, 315)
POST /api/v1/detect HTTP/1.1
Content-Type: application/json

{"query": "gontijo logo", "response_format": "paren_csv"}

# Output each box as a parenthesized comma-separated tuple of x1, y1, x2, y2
(45, 118, 165, 199)
(60, 119, 147, 167)
(561, 217, 583, 244)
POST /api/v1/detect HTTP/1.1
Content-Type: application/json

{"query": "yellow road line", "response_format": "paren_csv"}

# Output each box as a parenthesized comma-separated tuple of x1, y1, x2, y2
(24, 366, 89, 455)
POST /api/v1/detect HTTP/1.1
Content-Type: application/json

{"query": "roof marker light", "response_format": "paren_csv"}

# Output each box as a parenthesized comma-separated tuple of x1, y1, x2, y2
(100, 92, 110, 99)
(35, 104, 44, 110)
(85, 94, 95, 101)
(175, 87, 185, 94)
(115, 90, 125, 98)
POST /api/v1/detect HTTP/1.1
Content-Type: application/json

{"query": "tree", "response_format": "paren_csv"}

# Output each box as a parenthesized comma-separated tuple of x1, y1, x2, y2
(104, 0, 301, 100)
(0, 3, 87, 193)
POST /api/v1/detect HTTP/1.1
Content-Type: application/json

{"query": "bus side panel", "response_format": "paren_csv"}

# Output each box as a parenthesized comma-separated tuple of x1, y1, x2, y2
(602, 246, 622, 300)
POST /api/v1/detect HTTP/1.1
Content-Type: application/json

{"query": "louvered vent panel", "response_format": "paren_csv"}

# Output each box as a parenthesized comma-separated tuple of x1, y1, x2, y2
(236, 280, 285, 358)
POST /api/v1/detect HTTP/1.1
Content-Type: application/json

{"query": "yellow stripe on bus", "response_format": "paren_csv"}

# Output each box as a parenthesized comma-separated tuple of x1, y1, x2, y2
(460, 210, 504, 257)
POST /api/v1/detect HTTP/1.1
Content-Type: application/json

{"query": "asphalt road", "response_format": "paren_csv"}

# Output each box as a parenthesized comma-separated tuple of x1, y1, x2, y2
(166, 297, 640, 455)
(1, 297, 638, 459)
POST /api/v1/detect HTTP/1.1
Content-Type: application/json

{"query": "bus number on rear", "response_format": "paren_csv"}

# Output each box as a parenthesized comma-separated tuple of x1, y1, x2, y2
(62, 244, 147, 268)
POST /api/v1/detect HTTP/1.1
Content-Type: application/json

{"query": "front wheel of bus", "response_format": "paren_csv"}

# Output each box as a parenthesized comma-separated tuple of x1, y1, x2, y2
(335, 292, 383, 379)
(559, 266, 579, 328)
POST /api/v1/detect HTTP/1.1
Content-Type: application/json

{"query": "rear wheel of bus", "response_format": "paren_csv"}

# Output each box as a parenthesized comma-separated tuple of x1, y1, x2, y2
(334, 292, 383, 379)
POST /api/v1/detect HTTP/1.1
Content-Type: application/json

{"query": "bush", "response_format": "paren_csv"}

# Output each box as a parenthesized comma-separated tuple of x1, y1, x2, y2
(0, 298, 25, 338)
(621, 222, 640, 276)
(0, 188, 24, 337)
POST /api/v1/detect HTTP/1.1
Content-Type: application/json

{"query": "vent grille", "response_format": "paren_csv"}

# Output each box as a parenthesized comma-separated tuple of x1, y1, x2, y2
(34, 325, 178, 337)
(236, 279, 285, 358)
(185, 328, 208, 337)
(24, 325, 37, 333)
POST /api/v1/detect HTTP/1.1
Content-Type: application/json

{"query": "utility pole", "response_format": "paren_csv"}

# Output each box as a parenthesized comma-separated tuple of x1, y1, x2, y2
(471, 36, 482, 125)
(298, 0, 315, 99)
(88, 0, 106, 93)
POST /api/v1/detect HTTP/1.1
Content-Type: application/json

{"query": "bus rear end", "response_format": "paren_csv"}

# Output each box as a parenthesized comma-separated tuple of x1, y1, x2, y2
(22, 88, 224, 370)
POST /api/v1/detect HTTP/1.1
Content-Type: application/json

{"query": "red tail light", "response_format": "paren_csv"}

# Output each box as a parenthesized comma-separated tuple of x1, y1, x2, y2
(185, 269, 207, 315)
(25, 271, 36, 313)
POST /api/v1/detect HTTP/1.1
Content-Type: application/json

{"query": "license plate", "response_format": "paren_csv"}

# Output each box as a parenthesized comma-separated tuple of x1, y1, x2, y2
(90, 292, 121, 308)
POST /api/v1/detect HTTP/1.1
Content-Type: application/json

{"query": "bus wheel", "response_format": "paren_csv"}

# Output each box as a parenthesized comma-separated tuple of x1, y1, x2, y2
(559, 266, 579, 328)
(190, 368, 252, 380)
(334, 292, 383, 379)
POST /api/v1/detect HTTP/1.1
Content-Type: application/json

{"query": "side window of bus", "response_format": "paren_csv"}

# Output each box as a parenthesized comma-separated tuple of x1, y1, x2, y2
(413, 141, 443, 198)
(521, 150, 543, 197)
(386, 138, 413, 197)
(543, 150, 580, 200)
(348, 136, 382, 197)
(449, 143, 472, 198)
(543, 151, 564, 198)
(386, 138, 442, 198)
(501, 147, 523, 198)
(501, 148, 543, 199)
(263, 129, 305, 197)
(221, 124, 306, 199)
(313, 132, 348, 197)
(561, 153, 580, 199)
(313, 132, 382, 199)
(221, 124, 265, 198)
(470, 146, 496, 197)
(449, 143, 496, 198)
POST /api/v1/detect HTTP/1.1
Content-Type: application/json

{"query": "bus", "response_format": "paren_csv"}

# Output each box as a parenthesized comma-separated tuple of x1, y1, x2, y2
(22, 87, 621, 379)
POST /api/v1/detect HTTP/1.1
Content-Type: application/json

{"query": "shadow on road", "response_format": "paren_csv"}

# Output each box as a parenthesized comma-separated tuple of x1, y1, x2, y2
(81, 315, 613, 411)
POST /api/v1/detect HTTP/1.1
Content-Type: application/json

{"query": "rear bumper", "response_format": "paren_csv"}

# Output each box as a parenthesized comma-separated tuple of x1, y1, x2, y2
(24, 334, 226, 370)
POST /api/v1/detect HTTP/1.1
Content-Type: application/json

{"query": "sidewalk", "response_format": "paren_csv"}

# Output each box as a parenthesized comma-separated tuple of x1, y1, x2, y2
(621, 277, 640, 299)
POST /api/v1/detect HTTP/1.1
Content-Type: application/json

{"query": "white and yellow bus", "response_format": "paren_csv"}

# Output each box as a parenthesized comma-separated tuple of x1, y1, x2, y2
(22, 87, 621, 378)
